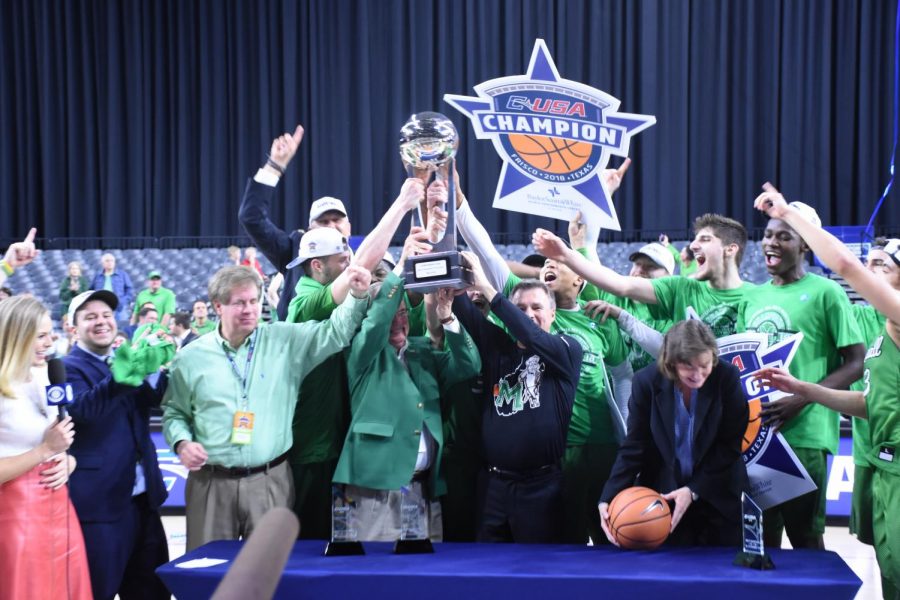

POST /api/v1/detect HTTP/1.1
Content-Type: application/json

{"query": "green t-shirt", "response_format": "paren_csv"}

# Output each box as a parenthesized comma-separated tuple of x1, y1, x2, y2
(133, 287, 177, 319)
(503, 273, 628, 445)
(286, 276, 349, 463)
(850, 304, 886, 465)
(650, 276, 753, 337)
(191, 319, 217, 336)
(741, 274, 864, 454)
(863, 326, 900, 476)
(405, 294, 426, 337)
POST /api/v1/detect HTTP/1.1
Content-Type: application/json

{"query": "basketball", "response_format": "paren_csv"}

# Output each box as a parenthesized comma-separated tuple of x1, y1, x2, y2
(607, 486, 672, 550)
(507, 133, 592, 174)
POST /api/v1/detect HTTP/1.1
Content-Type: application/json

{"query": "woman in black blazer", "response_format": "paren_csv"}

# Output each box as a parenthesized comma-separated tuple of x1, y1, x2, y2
(598, 320, 749, 546)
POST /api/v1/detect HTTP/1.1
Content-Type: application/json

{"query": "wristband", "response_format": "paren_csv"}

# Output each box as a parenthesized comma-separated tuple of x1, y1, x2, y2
(439, 315, 455, 325)
(0, 260, 13, 276)
(265, 155, 286, 176)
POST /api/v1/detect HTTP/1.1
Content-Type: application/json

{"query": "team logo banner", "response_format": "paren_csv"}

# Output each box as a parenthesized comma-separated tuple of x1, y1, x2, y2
(717, 332, 817, 510)
(444, 39, 656, 231)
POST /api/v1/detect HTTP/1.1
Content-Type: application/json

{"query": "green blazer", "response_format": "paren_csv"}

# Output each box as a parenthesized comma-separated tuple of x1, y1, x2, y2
(333, 273, 481, 496)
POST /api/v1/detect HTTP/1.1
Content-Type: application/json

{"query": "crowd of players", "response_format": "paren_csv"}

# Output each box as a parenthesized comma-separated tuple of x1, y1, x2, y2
(0, 124, 896, 599)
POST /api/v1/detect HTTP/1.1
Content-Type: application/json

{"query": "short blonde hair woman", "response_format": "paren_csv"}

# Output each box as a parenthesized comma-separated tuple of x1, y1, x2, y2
(0, 296, 92, 599)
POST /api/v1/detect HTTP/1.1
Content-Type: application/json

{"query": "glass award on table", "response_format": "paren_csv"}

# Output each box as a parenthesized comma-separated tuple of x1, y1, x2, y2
(398, 111, 474, 294)
(393, 484, 434, 554)
(324, 485, 365, 556)
(733, 492, 774, 569)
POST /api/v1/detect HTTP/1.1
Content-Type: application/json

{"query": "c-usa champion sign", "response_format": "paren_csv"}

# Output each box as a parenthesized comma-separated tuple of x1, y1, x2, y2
(444, 39, 656, 231)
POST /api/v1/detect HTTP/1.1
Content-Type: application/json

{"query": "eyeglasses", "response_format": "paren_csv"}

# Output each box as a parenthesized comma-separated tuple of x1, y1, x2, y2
(226, 298, 260, 310)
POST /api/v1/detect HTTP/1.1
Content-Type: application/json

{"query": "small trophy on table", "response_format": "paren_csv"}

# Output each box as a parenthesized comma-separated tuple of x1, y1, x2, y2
(398, 111, 473, 294)
(733, 492, 775, 569)
(324, 485, 365, 556)
(393, 484, 434, 554)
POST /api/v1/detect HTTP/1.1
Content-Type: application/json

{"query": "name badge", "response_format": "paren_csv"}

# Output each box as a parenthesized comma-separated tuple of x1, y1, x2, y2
(879, 446, 895, 463)
(231, 411, 255, 445)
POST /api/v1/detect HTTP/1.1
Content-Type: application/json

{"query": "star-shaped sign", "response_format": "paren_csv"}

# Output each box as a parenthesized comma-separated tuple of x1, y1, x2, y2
(445, 39, 656, 231)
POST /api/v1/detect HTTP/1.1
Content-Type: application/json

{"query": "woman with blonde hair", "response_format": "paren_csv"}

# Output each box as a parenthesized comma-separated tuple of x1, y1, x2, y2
(59, 260, 90, 315)
(598, 319, 749, 546)
(0, 296, 92, 599)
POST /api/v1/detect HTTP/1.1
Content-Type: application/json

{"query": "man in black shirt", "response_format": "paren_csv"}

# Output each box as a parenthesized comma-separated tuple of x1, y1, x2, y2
(453, 252, 582, 542)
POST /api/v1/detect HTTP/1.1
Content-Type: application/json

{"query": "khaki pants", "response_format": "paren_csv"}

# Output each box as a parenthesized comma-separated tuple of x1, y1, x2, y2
(343, 482, 443, 542)
(185, 461, 294, 551)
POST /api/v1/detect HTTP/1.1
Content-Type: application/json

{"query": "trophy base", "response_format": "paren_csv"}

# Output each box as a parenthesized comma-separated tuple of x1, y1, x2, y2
(324, 541, 365, 556)
(404, 250, 474, 294)
(733, 551, 775, 570)
(393, 538, 434, 554)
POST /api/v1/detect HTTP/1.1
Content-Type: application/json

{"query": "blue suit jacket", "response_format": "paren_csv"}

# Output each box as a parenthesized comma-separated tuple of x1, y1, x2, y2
(64, 345, 168, 522)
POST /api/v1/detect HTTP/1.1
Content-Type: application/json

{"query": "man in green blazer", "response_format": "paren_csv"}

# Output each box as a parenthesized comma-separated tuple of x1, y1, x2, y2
(332, 271, 481, 541)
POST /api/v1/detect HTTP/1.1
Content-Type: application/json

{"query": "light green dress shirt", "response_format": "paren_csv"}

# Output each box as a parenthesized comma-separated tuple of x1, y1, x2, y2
(162, 295, 368, 468)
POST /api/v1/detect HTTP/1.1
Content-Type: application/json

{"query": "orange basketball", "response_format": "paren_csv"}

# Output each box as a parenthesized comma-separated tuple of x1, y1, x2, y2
(507, 134, 592, 174)
(607, 486, 672, 550)
(742, 399, 762, 453)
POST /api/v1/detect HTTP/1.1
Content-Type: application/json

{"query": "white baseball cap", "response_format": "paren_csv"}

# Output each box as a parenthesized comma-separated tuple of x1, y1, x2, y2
(788, 201, 821, 228)
(68, 290, 119, 325)
(286, 227, 351, 269)
(629, 243, 675, 275)
(308, 196, 347, 226)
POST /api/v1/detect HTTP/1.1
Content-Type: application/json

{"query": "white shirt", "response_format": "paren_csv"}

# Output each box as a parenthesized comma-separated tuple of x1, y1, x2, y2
(0, 380, 56, 458)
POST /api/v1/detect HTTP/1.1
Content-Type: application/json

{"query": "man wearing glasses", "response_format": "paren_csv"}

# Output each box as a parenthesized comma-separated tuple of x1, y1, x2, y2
(162, 264, 371, 550)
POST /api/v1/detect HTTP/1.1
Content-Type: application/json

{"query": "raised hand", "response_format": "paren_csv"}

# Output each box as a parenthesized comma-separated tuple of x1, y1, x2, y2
(531, 228, 569, 262)
(4, 228, 39, 269)
(426, 205, 449, 244)
(568, 211, 587, 250)
(600, 157, 632, 196)
(396, 178, 427, 213)
(753, 181, 790, 219)
(345, 264, 372, 299)
(268, 125, 305, 171)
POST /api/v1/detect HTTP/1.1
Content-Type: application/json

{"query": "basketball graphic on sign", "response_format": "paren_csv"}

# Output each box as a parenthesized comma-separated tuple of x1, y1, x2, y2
(507, 134, 593, 174)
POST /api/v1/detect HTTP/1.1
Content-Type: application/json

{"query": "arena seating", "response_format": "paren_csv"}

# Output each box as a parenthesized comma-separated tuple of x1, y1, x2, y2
(3, 241, 827, 321)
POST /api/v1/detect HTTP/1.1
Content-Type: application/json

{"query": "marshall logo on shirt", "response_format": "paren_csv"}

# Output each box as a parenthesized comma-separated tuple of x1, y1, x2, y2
(865, 336, 884, 361)
(493, 355, 544, 416)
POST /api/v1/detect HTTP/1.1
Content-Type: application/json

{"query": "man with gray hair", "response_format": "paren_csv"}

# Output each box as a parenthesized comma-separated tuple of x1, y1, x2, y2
(90, 252, 134, 325)
(162, 264, 372, 550)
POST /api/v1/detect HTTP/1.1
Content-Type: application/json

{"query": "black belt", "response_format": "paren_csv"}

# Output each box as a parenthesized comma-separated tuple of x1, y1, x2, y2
(201, 452, 288, 478)
(487, 463, 559, 481)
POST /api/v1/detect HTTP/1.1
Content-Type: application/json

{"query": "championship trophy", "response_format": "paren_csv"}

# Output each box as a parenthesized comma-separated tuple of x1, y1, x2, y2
(324, 485, 365, 556)
(393, 484, 434, 554)
(399, 111, 474, 294)
(733, 492, 775, 569)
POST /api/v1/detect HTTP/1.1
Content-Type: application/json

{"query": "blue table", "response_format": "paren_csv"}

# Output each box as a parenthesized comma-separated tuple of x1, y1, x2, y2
(157, 540, 861, 599)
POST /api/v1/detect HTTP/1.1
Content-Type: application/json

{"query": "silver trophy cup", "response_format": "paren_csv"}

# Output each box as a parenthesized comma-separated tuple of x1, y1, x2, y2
(399, 112, 473, 293)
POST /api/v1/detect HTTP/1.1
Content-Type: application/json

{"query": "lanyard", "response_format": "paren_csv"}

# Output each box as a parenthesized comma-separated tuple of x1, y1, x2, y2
(223, 330, 257, 409)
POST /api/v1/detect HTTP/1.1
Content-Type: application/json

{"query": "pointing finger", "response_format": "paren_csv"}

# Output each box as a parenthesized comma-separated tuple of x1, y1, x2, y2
(616, 157, 632, 177)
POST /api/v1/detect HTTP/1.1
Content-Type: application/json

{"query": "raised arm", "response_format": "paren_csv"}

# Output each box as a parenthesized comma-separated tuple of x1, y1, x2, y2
(1, 228, 39, 287)
(755, 182, 900, 323)
(238, 125, 305, 271)
(532, 229, 657, 304)
(453, 171, 512, 291)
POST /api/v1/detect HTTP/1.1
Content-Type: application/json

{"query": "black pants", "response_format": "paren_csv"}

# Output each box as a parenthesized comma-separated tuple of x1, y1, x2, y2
(476, 466, 564, 543)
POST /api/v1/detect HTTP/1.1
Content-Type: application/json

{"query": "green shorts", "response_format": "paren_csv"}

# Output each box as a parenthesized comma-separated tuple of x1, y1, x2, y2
(872, 468, 900, 595)
(849, 462, 875, 545)
(763, 447, 827, 548)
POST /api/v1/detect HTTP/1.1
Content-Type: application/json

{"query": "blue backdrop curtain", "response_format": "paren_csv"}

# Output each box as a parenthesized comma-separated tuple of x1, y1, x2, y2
(0, 0, 896, 243)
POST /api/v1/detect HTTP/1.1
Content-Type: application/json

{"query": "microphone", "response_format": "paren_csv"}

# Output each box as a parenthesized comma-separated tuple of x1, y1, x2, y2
(210, 507, 299, 600)
(45, 358, 73, 420)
